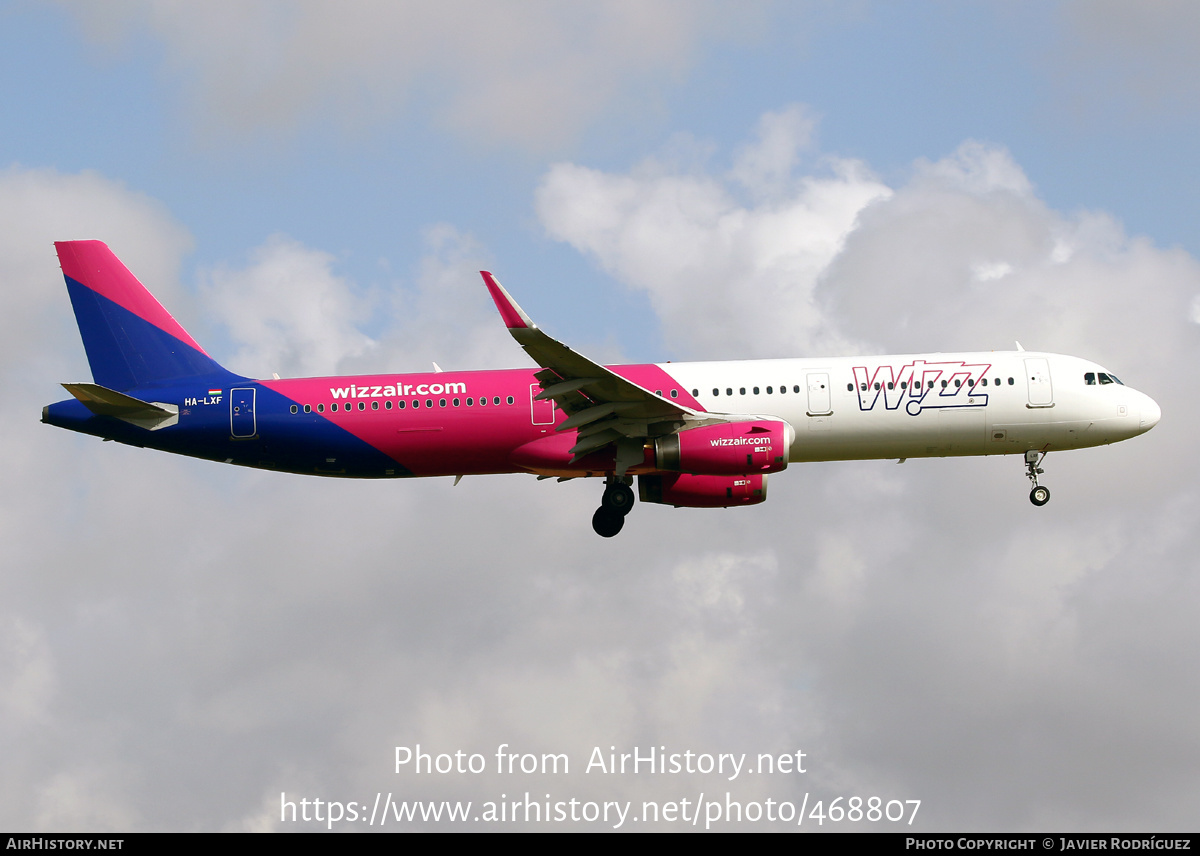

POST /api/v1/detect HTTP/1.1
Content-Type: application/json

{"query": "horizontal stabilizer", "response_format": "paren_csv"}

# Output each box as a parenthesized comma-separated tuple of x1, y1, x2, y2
(61, 383, 179, 431)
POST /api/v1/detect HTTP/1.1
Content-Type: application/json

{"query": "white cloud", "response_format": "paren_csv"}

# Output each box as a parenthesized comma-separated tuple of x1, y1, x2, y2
(534, 110, 1200, 828)
(60, 0, 766, 151)
(196, 224, 516, 380)
(8, 103, 1200, 830)
(0, 166, 192, 379)
(199, 235, 377, 378)
(536, 105, 892, 359)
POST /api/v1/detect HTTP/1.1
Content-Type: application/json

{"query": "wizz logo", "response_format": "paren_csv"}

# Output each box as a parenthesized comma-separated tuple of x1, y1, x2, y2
(853, 359, 992, 415)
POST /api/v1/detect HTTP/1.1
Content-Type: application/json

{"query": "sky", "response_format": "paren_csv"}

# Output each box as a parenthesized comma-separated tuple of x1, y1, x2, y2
(2, 0, 1199, 832)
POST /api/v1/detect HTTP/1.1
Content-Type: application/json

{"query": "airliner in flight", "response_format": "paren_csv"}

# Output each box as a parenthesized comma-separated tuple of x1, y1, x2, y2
(43, 241, 1160, 537)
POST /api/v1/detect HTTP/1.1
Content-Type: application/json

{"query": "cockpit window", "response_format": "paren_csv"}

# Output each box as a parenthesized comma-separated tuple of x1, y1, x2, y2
(1084, 372, 1096, 385)
(1097, 372, 1123, 385)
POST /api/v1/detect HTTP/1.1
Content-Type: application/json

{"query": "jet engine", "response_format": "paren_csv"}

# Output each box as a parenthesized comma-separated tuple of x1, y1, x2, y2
(638, 472, 768, 508)
(653, 419, 793, 475)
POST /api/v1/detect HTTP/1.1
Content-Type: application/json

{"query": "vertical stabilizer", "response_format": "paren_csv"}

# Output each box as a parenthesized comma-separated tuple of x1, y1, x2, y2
(56, 240, 236, 390)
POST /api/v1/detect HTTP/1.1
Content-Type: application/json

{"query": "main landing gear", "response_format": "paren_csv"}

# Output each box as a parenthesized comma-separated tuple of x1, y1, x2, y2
(592, 476, 635, 537)
(1025, 450, 1050, 507)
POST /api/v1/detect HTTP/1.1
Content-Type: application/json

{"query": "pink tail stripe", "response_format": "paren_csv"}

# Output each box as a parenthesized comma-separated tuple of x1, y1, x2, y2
(56, 241, 210, 356)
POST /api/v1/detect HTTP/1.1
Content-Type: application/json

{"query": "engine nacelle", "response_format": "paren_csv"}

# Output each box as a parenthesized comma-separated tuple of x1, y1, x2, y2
(654, 419, 793, 475)
(639, 473, 768, 508)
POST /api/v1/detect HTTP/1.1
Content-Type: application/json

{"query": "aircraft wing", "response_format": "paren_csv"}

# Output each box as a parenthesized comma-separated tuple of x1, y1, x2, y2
(482, 272, 702, 470)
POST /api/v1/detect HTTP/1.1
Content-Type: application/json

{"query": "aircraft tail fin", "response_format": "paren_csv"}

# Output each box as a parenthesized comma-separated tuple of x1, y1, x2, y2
(55, 240, 236, 391)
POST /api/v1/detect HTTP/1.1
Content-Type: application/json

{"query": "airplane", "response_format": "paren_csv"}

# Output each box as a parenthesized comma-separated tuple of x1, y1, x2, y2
(43, 240, 1161, 537)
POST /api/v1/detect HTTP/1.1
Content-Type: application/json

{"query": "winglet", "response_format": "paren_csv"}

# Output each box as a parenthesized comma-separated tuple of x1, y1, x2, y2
(481, 271, 535, 330)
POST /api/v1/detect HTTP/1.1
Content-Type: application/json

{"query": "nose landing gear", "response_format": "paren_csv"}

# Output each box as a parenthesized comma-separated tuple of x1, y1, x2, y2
(1025, 450, 1050, 507)
(592, 476, 635, 537)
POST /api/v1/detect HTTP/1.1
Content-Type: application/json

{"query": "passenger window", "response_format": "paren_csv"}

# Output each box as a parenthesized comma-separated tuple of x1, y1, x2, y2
(303, 404, 311, 413)
(887, 382, 893, 390)
(671, 389, 678, 398)
(753, 386, 759, 394)
(1008, 378, 1014, 385)
(726, 388, 732, 396)
(439, 398, 446, 407)
(290, 405, 298, 414)
(453, 398, 460, 406)
(941, 380, 948, 388)
(506, 396, 514, 404)
(398, 400, 406, 409)
(360, 402, 366, 411)
(318, 404, 325, 412)
(372, 401, 379, 410)
(767, 386, 773, 394)
(739, 388, 746, 395)
(793, 385, 800, 393)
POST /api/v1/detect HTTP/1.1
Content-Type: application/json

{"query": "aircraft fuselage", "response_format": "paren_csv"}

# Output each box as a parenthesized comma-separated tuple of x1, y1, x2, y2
(42, 240, 1160, 536)
(45, 351, 1159, 478)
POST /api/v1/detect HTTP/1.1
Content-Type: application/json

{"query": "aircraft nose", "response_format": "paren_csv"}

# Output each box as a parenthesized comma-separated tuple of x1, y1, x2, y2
(1140, 395, 1161, 431)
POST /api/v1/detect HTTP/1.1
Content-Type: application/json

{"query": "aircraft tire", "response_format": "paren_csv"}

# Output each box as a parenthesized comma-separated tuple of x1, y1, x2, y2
(592, 506, 625, 537)
(602, 483, 636, 516)
(1029, 486, 1050, 507)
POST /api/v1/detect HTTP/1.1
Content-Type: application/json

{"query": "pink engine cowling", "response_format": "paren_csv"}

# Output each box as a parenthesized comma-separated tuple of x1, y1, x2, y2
(638, 472, 768, 507)
(653, 419, 793, 475)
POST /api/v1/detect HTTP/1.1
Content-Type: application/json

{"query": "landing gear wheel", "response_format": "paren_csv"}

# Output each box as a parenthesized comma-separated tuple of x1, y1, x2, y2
(602, 483, 635, 515)
(592, 506, 625, 537)
(1024, 450, 1049, 507)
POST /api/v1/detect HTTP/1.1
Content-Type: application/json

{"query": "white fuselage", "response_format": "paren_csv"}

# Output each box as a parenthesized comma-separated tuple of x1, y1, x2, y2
(659, 351, 1159, 462)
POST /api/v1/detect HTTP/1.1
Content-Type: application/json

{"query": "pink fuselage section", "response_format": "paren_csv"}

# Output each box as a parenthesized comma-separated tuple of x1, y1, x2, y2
(261, 364, 698, 477)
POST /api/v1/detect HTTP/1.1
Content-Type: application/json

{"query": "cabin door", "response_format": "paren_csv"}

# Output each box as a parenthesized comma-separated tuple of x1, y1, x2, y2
(806, 372, 832, 415)
(1024, 359, 1054, 408)
(230, 388, 257, 437)
(530, 383, 556, 425)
